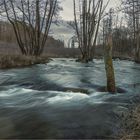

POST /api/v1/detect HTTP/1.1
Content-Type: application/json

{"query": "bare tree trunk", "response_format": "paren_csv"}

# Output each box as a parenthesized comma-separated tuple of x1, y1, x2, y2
(134, 0, 140, 63)
(104, 34, 116, 93)
(135, 30, 140, 63)
(34, 0, 40, 56)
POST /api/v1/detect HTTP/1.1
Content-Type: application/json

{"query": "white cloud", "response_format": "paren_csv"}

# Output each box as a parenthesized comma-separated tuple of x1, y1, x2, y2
(60, 0, 74, 20)
(60, 0, 121, 21)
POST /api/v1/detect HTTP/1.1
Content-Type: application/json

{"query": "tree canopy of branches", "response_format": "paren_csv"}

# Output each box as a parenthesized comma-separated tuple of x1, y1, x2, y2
(122, 0, 140, 62)
(1, 0, 59, 56)
(73, 0, 109, 63)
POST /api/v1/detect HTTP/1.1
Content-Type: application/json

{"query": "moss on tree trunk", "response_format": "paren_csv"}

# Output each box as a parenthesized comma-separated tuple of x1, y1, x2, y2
(104, 34, 116, 93)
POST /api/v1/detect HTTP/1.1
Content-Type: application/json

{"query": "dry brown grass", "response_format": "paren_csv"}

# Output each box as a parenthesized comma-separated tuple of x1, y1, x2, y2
(0, 54, 50, 69)
(121, 105, 140, 140)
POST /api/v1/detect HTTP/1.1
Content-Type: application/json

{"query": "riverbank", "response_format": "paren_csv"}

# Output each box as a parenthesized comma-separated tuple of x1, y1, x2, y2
(121, 105, 140, 139)
(0, 54, 50, 69)
(0, 54, 137, 70)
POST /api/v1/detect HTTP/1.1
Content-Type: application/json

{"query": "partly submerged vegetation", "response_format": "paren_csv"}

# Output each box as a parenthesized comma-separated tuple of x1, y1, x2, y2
(0, 54, 50, 69)
(121, 105, 140, 139)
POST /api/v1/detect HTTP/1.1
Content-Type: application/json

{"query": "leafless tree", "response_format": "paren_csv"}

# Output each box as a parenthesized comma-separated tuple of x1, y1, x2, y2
(73, 0, 109, 63)
(1, 0, 59, 56)
(122, 0, 140, 63)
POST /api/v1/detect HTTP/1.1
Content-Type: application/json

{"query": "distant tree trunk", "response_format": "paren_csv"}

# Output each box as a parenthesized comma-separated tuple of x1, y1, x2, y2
(135, 30, 140, 63)
(134, 2, 140, 63)
(34, 0, 41, 56)
(104, 34, 116, 93)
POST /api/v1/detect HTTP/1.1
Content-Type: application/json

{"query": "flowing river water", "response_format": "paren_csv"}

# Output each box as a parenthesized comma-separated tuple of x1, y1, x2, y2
(0, 58, 140, 139)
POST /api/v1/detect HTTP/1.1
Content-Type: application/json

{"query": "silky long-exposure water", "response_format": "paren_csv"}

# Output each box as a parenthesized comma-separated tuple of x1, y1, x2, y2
(0, 58, 140, 139)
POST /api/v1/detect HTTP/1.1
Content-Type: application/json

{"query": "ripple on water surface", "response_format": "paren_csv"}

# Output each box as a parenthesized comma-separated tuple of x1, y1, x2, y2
(0, 59, 139, 139)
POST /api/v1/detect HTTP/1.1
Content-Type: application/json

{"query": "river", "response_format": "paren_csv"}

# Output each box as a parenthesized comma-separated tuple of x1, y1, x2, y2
(0, 58, 140, 139)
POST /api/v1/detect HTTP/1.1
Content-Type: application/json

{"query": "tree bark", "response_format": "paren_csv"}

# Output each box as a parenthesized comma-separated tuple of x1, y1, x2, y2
(135, 30, 140, 63)
(104, 34, 116, 93)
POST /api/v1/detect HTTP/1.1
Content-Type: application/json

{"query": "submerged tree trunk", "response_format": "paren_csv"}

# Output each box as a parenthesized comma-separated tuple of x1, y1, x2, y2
(104, 34, 116, 93)
(135, 30, 140, 63)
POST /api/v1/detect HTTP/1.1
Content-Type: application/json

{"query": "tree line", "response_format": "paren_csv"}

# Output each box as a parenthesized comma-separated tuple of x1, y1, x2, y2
(122, 0, 140, 63)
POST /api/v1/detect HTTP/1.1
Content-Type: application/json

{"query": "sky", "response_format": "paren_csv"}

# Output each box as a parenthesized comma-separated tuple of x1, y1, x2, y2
(60, 0, 121, 21)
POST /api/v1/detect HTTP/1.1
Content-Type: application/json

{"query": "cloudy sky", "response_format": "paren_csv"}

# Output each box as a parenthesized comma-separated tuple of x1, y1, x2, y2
(60, 0, 121, 20)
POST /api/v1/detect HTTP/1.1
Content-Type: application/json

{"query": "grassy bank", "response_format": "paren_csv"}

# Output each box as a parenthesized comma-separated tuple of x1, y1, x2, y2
(121, 105, 140, 139)
(0, 54, 50, 69)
